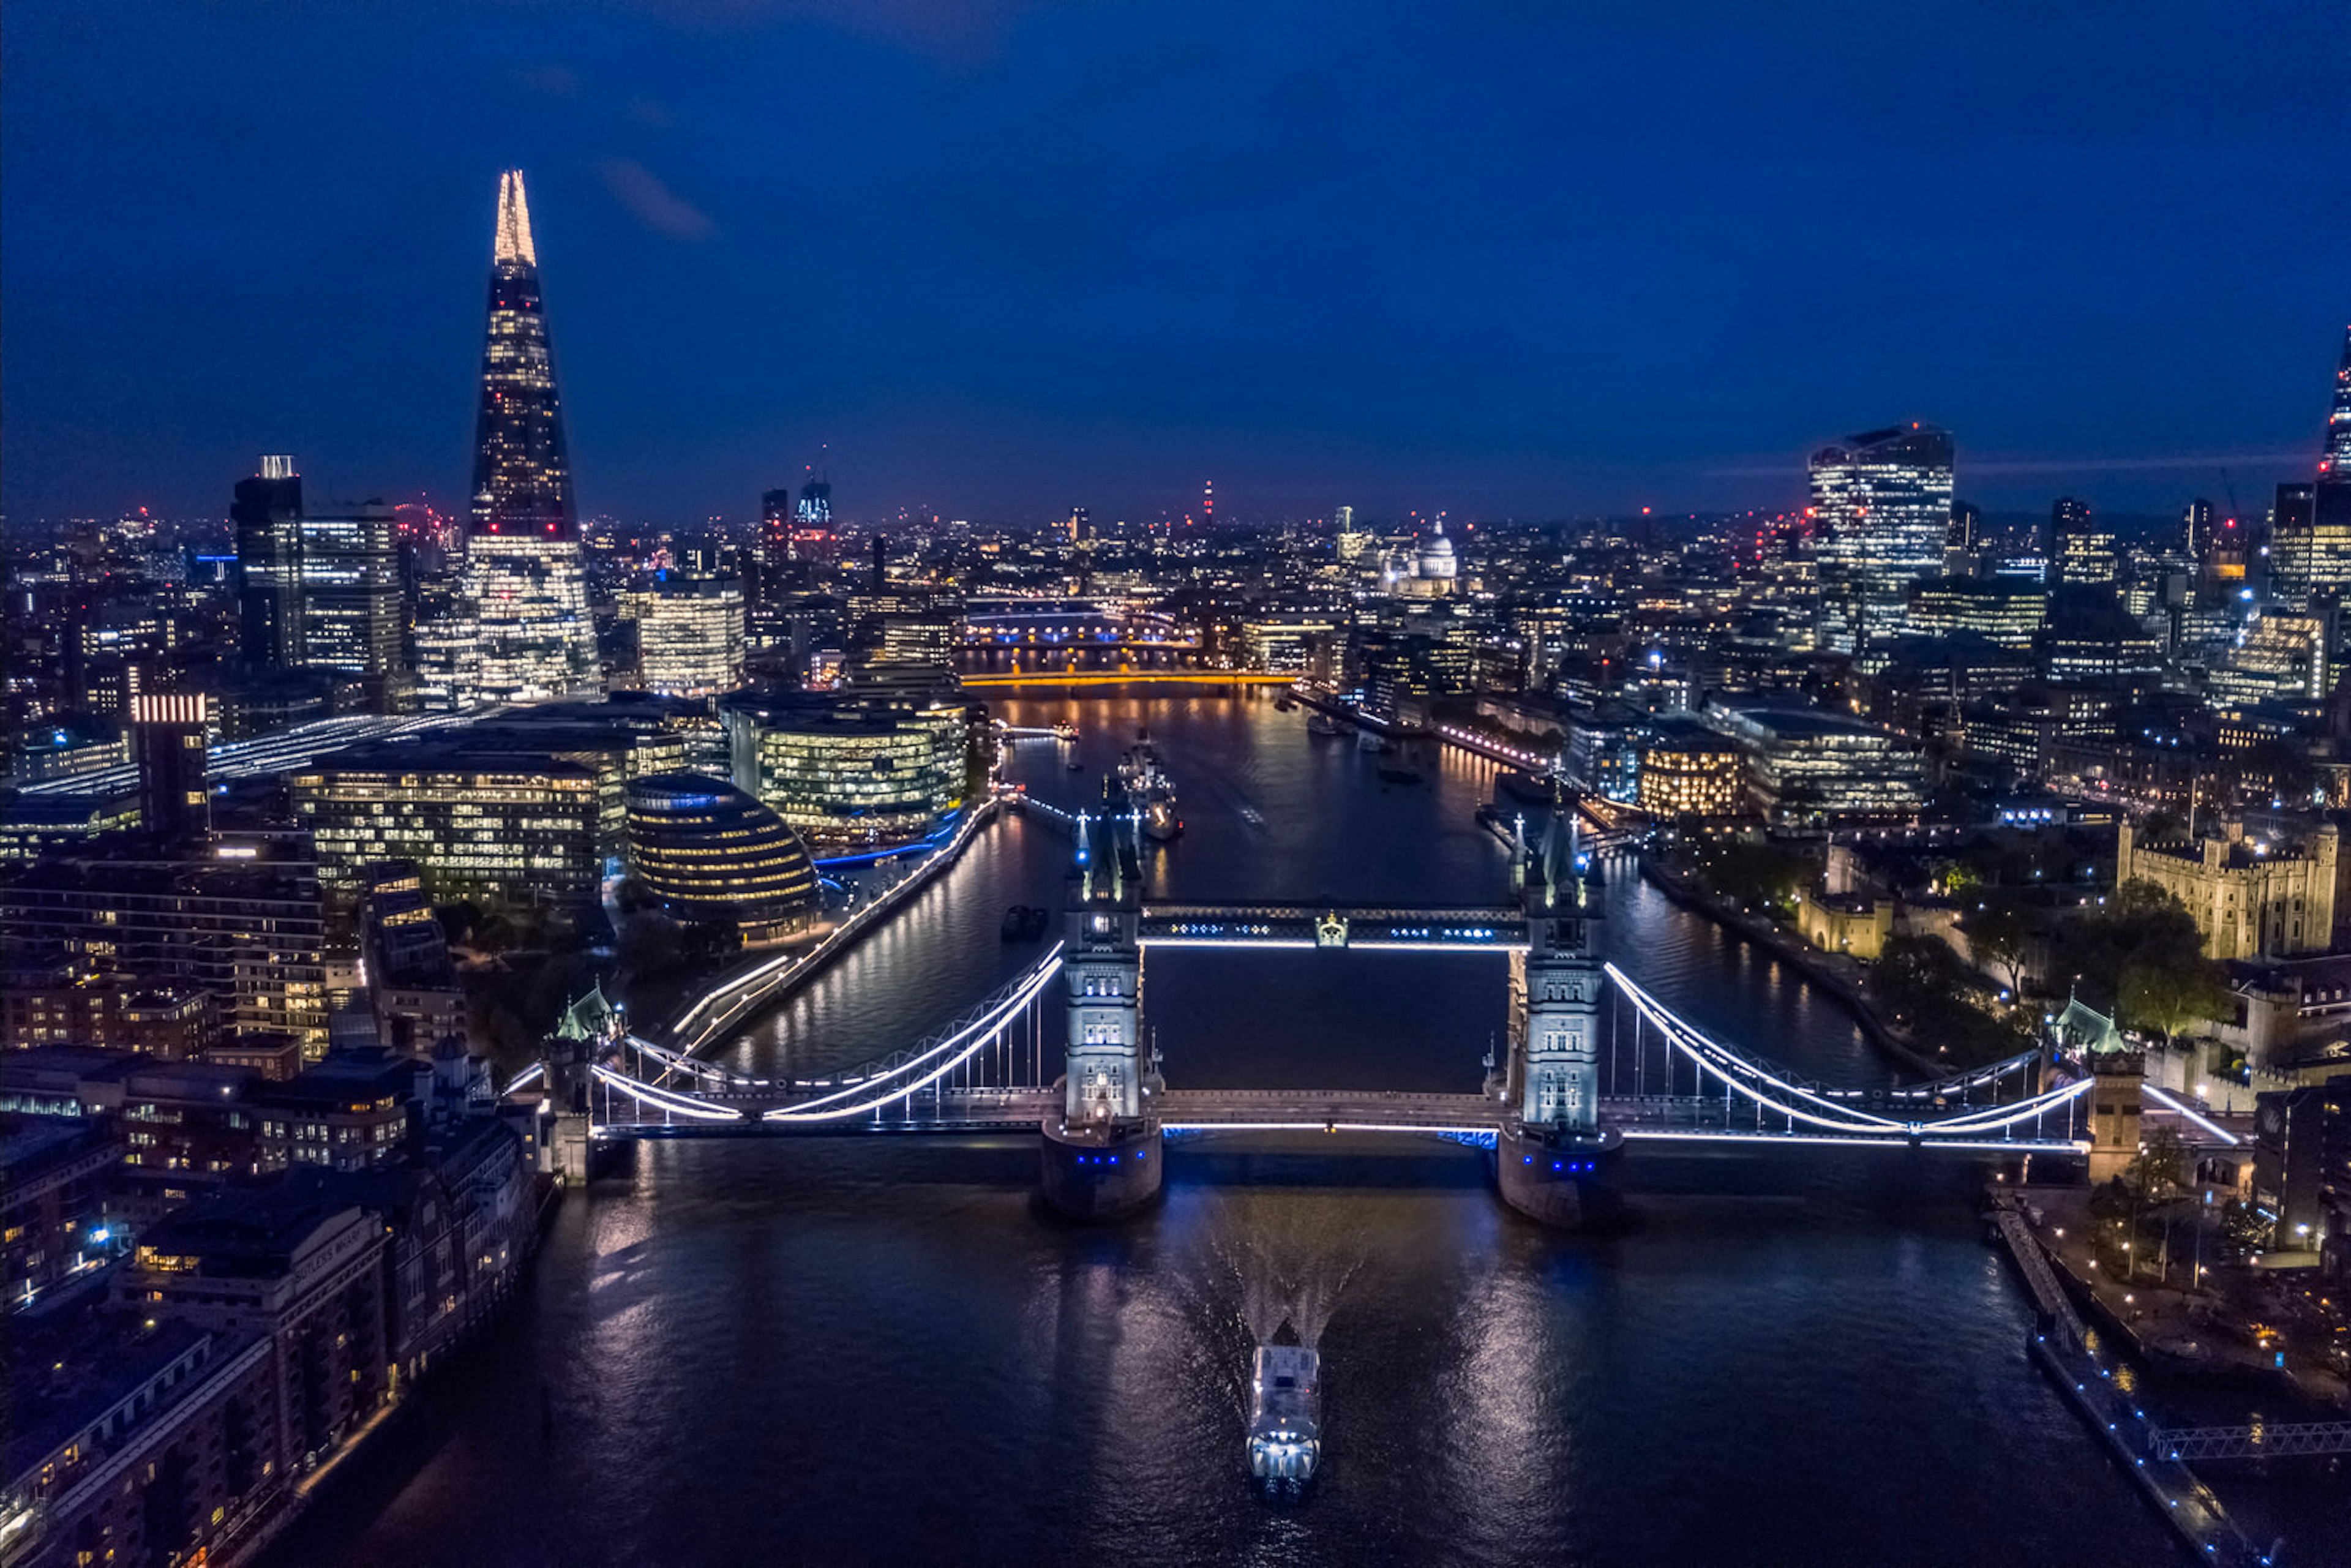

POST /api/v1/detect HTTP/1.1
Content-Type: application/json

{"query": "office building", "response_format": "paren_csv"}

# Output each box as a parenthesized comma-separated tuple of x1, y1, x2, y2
(2183, 498, 2216, 558)
(463, 169, 599, 703)
(1635, 722, 1747, 818)
(639, 571, 747, 696)
(1905, 576, 2047, 648)
(233, 455, 304, 672)
(1709, 704, 1929, 826)
(1809, 424, 1955, 658)
(292, 708, 687, 910)
(297, 500, 403, 691)
(724, 691, 966, 853)
(2049, 496, 2118, 586)
(130, 691, 211, 842)
(2209, 612, 2329, 705)
(2273, 481, 2351, 615)
(624, 774, 819, 945)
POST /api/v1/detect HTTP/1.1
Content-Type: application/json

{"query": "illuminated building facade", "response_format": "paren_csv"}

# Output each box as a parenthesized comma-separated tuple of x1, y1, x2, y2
(2210, 613, 2329, 705)
(463, 170, 599, 703)
(233, 455, 304, 672)
(1635, 726, 1746, 818)
(638, 572, 746, 697)
(624, 774, 819, 946)
(2325, 320, 2351, 479)
(296, 501, 402, 689)
(1711, 705, 1928, 826)
(2117, 819, 2338, 961)
(725, 692, 966, 853)
(1905, 576, 2048, 647)
(0, 839, 328, 1056)
(131, 692, 211, 843)
(2273, 482, 2351, 615)
(291, 709, 688, 910)
(1809, 424, 1955, 659)
(2049, 496, 2118, 586)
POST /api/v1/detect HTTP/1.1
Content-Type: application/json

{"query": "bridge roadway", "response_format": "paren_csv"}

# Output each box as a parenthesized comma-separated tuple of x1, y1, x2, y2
(591, 1082, 2093, 1150)
(1139, 902, 1531, 950)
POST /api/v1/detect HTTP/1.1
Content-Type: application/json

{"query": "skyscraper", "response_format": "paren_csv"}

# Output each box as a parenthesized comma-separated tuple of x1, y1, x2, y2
(2183, 498, 2215, 558)
(462, 169, 599, 703)
(2276, 323, 2351, 647)
(2049, 496, 2117, 586)
(2324, 321, 2351, 480)
(233, 455, 304, 672)
(298, 501, 403, 694)
(1808, 423, 1955, 659)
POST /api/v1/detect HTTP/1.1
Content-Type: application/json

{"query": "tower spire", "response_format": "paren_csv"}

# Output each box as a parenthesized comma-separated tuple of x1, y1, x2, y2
(2323, 320, 2351, 478)
(495, 169, 537, 268)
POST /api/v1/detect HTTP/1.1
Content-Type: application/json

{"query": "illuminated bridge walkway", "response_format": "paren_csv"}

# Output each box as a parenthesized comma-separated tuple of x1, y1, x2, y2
(522, 937, 2102, 1157)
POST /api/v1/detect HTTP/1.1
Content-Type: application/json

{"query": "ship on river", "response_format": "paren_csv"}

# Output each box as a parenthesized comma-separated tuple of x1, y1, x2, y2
(1115, 748, 1183, 841)
(1246, 1344, 1322, 1493)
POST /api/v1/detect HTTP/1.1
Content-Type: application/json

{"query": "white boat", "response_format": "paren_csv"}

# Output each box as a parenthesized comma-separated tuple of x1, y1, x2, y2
(1246, 1344, 1321, 1491)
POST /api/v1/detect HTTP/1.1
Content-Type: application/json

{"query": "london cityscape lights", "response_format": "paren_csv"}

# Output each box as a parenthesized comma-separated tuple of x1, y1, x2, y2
(3, 6, 2349, 1567)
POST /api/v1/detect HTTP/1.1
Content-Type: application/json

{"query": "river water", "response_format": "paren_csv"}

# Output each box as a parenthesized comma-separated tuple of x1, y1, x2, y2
(280, 691, 2344, 1566)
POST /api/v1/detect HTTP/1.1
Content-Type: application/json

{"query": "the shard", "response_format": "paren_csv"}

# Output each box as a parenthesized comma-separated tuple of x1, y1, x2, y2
(2323, 320, 2351, 479)
(452, 168, 601, 703)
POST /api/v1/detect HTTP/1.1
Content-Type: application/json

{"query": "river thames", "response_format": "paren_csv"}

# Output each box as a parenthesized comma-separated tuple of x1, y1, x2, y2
(276, 692, 2344, 1566)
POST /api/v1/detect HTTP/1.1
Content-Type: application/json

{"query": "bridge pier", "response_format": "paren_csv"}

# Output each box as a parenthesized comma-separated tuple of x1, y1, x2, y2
(1041, 807, 1163, 1220)
(1040, 1119, 1162, 1219)
(1494, 1125, 1625, 1228)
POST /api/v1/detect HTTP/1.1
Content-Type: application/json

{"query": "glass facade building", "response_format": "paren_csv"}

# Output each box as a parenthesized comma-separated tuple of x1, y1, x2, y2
(298, 502, 402, 687)
(290, 710, 688, 910)
(638, 572, 747, 697)
(624, 774, 818, 947)
(460, 169, 600, 703)
(1809, 424, 1956, 662)
(724, 692, 966, 853)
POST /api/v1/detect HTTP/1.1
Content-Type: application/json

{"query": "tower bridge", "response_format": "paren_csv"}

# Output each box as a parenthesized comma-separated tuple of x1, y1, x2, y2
(529, 808, 2128, 1226)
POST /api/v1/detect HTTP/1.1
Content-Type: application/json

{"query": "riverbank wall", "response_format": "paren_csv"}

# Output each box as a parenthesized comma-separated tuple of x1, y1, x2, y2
(649, 796, 1010, 1057)
(1989, 1190, 2264, 1567)
(1635, 852, 1950, 1079)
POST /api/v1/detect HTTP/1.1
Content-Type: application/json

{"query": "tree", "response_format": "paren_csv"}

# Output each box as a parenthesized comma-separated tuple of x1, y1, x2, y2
(2118, 958, 2233, 1046)
(2124, 1125, 2188, 1204)
(2051, 878, 2205, 1009)
(1966, 896, 2033, 997)
(1873, 934, 1969, 1024)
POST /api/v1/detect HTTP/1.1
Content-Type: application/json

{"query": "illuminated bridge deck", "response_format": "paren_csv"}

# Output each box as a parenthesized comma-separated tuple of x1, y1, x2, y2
(1138, 902, 1531, 950)
(592, 1086, 2088, 1152)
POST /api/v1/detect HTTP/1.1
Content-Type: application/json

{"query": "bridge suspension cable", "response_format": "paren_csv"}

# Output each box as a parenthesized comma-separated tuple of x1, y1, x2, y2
(763, 947, 1065, 1121)
(1604, 963, 2090, 1140)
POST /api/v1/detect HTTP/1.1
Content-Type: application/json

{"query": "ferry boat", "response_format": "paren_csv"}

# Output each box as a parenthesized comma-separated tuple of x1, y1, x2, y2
(1306, 712, 1345, 738)
(1246, 1344, 1321, 1492)
(1051, 720, 1079, 742)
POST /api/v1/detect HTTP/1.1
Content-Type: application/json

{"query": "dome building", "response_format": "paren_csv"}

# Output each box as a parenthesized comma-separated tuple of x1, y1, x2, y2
(1393, 517, 1459, 599)
(624, 773, 819, 947)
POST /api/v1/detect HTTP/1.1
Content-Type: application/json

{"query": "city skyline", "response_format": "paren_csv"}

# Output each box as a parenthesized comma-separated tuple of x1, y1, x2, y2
(5, 2, 2347, 525)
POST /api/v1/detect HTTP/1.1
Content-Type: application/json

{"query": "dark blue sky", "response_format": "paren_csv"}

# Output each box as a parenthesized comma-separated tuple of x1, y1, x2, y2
(5, 1, 2345, 526)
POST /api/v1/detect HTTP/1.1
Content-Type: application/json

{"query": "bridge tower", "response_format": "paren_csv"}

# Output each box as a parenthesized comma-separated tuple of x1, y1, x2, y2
(1494, 810, 1624, 1228)
(2084, 1051, 2146, 1186)
(1040, 808, 1163, 1218)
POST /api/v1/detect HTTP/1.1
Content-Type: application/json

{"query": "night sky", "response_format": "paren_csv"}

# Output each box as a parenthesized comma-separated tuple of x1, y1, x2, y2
(4, 2, 2345, 526)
